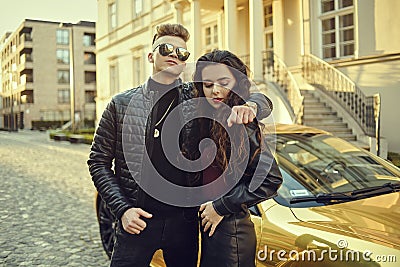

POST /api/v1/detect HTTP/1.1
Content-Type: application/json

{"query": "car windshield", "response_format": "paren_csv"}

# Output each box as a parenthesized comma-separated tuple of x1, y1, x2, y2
(273, 132, 400, 207)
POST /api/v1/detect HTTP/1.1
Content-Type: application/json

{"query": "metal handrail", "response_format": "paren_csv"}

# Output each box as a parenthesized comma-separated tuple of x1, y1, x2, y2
(302, 54, 378, 137)
(262, 51, 304, 123)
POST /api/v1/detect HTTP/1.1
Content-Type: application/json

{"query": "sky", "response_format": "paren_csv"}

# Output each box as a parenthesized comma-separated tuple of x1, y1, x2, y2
(0, 0, 98, 38)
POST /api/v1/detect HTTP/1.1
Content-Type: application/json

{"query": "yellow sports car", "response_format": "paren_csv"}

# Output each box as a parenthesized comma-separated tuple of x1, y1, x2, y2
(96, 124, 400, 266)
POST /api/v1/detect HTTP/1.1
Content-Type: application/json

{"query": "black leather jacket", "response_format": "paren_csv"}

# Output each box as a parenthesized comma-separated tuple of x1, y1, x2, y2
(88, 78, 273, 220)
(211, 121, 283, 216)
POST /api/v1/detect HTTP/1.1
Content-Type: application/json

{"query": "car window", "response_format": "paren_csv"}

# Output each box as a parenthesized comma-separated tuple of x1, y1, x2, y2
(274, 133, 400, 207)
(273, 168, 322, 207)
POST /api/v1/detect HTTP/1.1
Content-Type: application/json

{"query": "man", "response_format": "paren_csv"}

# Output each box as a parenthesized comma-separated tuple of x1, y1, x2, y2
(88, 23, 272, 267)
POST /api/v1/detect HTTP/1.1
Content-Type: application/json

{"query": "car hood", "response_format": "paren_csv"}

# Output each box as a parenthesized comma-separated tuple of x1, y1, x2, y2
(290, 192, 400, 248)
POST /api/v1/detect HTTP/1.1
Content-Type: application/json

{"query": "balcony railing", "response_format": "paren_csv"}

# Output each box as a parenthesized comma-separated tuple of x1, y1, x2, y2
(262, 51, 304, 123)
(302, 54, 379, 137)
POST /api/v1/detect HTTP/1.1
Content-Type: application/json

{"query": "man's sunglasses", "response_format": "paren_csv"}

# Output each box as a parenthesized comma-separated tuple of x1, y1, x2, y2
(153, 43, 190, 62)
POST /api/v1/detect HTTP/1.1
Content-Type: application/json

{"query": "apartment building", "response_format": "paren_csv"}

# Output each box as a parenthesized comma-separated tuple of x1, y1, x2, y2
(95, 0, 400, 153)
(0, 19, 96, 130)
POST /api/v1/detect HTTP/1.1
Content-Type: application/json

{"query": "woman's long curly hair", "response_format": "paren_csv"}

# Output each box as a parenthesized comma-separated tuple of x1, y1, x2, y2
(193, 50, 260, 176)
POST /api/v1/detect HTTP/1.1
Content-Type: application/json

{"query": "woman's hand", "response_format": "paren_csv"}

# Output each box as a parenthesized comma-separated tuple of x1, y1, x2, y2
(199, 202, 224, 237)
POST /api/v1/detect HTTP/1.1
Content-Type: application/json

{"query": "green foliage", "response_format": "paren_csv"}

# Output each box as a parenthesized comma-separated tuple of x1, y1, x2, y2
(76, 128, 95, 134)
(80, 133, 94, 145)
(49, 128, 94, 144)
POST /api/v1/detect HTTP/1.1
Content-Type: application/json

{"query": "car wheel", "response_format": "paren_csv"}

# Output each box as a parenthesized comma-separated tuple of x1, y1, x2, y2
(96, 195, 116, 259)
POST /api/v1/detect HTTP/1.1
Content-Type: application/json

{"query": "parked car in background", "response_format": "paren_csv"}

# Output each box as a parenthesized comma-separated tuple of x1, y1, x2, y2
(96, 124, 400, 266)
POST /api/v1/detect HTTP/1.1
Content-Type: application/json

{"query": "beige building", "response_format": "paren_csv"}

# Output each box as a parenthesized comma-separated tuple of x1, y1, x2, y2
(0, 19, 96, 130)
(95, 0, 400, 155)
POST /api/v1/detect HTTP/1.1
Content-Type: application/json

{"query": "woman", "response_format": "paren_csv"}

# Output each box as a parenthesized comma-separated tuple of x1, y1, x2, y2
(193, 50, 283, 267)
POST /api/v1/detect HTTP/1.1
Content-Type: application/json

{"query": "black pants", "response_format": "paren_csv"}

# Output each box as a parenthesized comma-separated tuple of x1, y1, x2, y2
(110, 210, 199, 267)
(200, 210, 256, 267)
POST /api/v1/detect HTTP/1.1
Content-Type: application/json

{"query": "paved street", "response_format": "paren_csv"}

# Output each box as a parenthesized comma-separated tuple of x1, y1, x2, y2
(0, 130, 109, 267)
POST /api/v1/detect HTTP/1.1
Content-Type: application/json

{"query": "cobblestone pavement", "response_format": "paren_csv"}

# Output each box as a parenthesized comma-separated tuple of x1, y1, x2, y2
(0, 130, 109, 267)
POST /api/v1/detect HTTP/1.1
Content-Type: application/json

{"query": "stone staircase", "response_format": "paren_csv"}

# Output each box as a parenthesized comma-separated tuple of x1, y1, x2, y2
(301, 89, 357, 141)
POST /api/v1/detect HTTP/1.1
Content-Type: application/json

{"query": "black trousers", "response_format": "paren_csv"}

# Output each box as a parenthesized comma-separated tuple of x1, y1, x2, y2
(110, 210, 199, 267)
(199, 210, 256, 267)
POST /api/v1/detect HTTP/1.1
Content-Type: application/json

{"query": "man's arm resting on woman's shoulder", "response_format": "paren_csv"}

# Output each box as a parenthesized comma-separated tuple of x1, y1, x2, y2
(248, 92, 273, 120)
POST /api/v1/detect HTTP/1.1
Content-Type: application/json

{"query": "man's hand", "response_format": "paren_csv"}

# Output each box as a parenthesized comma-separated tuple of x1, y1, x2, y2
(199, 202, 224, 237)
(121, 208, 152, 234)
(227, 103, 257, 127)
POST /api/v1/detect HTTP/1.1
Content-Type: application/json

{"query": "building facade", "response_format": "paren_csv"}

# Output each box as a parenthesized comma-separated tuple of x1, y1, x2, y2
(95, 0, 400, 153)
(0, 19, 96, 130)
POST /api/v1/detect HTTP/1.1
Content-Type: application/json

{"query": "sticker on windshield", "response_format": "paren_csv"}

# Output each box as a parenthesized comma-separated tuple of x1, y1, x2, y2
(290, 189, 309, 197)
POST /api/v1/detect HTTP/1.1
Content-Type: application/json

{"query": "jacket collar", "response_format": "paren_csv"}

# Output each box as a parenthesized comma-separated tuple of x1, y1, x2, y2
(142, 77, 183, 99)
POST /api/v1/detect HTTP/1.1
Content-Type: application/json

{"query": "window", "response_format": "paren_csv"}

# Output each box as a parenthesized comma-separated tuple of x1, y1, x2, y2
(85, 71, 96, 84)
(340, 0, 353, 8)
(24, 32, 32, 41)
(20, 27, 33, 42)
(58, 89, 70, 104)
(213, 25, 218, 44)
(20, 52, 33, 63)
(40, 110, 70, 121)
(264, 4, 273, 28)
(21, 90, 34, 104)
(205, 27, 211, 45)
(109, 2, 117, 31)
(204, 23, 218, 52)
(263, 1, 274, 59)
(320, 0, 354, 59)
(83, 33, 95, 46)
(85, 90, 96, 103)
(56, 49, 69, 64)
(132, 0, 143, 17)
(132, 57, 142, 86)
(84, 52, 96, 64)
(58, 70, 70, 84)
(321, 0, 334, 13)
(20, 69, 33, 84)
(339, 13, 354, 56)
(265, 33, 274, 51)
(109, 64, 118, 95)
(40, 111, 54, 121)
(56, 29, 69, 45)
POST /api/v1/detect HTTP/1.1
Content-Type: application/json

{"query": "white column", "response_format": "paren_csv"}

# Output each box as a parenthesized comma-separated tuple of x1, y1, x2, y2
(174, 1, 184, 24)
(249, 0, 264, 82)
(273, 0, 284, 59)
(224, 0, 237, 53)
(190, 0, 201, 60)
(217, 10, 224, 49)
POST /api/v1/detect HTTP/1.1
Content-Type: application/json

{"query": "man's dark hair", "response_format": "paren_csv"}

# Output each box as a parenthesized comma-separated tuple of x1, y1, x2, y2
(152, 23, 190, 44)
